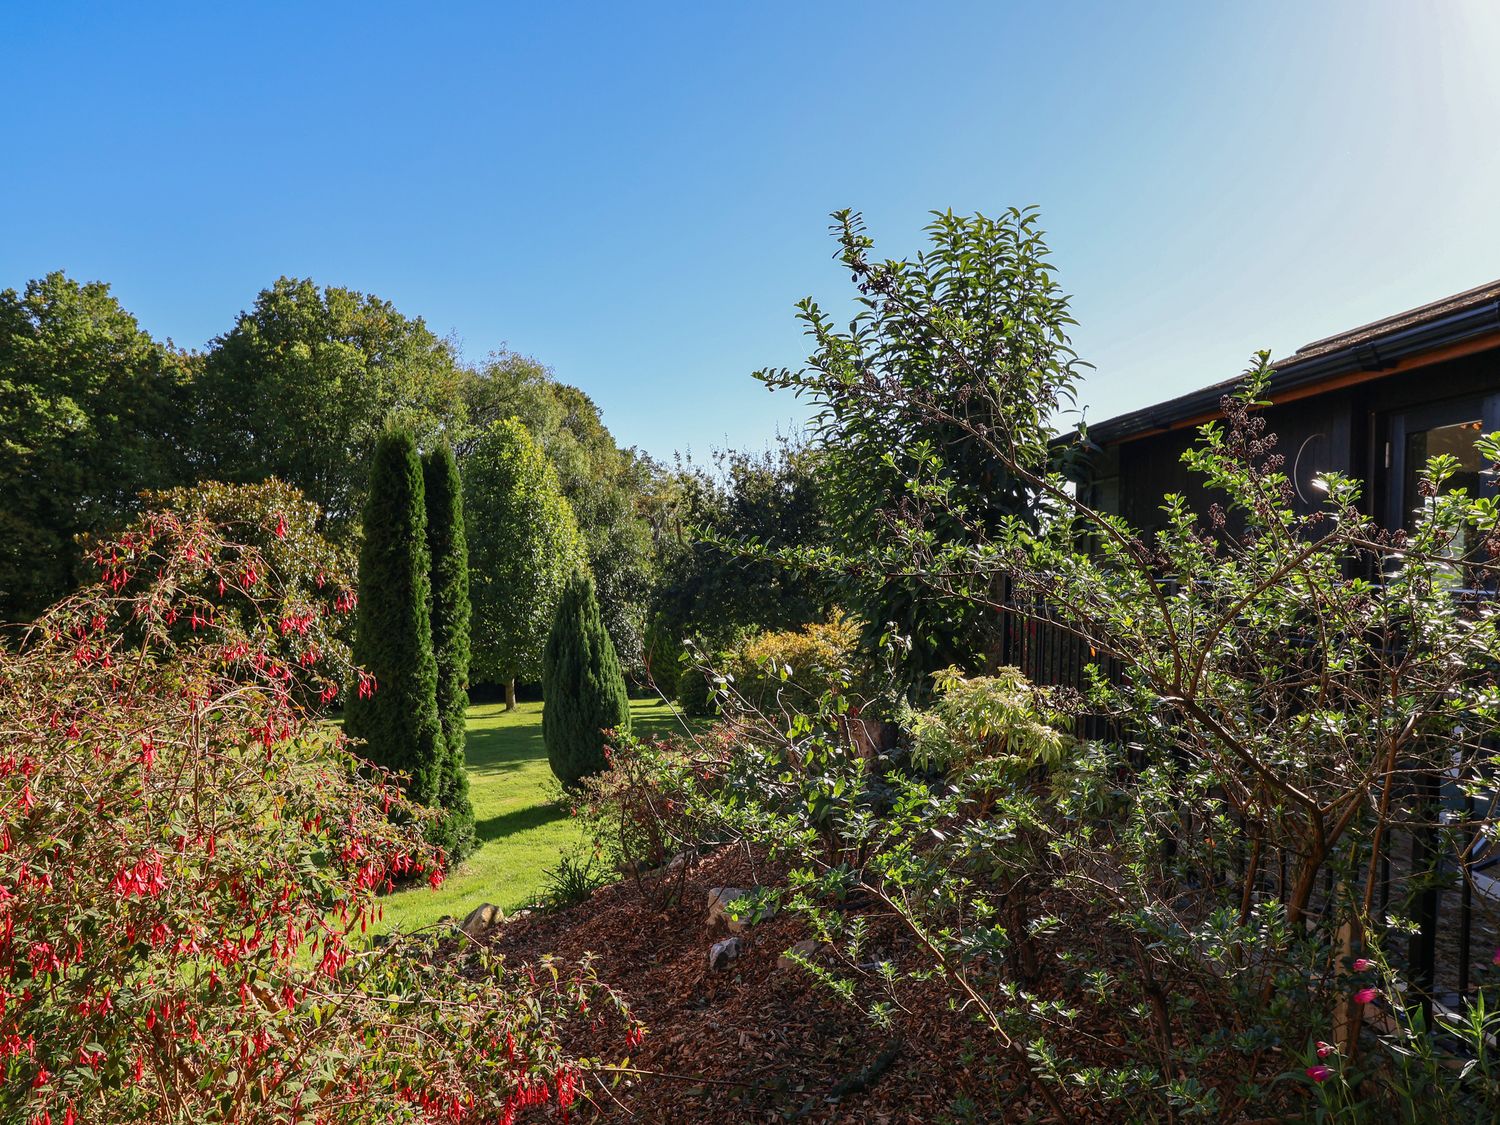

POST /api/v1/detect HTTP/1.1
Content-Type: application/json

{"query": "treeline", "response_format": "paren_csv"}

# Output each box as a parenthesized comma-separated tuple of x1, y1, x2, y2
(0, 271, 835, 693)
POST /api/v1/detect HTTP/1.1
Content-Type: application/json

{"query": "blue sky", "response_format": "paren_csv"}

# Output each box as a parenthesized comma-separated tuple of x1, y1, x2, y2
(5, 2, 1500, 460)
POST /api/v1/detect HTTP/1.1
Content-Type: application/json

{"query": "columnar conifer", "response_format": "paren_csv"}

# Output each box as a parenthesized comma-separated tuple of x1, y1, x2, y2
(347, 428, 444, 808)
(542, 572, 631, 787)
(423, 440, 476, 859)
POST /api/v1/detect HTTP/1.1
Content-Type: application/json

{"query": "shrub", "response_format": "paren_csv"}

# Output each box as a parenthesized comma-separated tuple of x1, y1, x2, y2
(541, 572, 630, 787)
(724, 610, 867, 717)
(422, 439, 476, 861)
(0, 502, 639, 1123)
(345, 428, 444, 809)
(905, 665, 1071, 777)
(693, 209, 1500, 1118)
(121, 477, 356, 710)
(673, 659, 717, 717)
(572, 731, 720, 874)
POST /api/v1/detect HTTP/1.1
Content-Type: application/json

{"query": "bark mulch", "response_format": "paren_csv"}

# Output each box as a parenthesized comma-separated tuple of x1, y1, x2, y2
(476, 845, 1046, 1123)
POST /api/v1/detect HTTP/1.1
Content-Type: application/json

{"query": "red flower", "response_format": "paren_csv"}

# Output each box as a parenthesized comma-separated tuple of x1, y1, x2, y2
(1306, 1064, 1331, 1083)
(1353, 987, 1379, 1005)
(1352, 957, 1374, 972)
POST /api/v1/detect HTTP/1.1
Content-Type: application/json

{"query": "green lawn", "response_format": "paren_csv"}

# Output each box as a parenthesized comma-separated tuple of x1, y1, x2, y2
(373, 696, 693, 935)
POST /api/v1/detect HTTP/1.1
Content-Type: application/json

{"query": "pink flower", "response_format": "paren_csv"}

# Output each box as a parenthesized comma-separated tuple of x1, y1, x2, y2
(1492, 947, 1500, 966)
(1352, 958, 1374, 972)
(1306, 1064, 1331, 1083)
(1353, 987, 1379, 1005)
(1316, 1040, 1334, 1058)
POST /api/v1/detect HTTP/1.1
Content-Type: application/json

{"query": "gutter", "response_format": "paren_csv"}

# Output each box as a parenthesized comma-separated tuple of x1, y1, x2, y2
(1085, 296, 1500, 447)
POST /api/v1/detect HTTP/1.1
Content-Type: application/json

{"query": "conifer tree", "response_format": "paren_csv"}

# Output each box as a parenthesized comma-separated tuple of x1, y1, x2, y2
(542, 572, 631, 787)
(347, 429, 444, 809)
(423, 440, 476, 859)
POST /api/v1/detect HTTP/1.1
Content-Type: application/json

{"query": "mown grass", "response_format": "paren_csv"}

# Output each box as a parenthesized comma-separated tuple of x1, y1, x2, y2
(372, 696, 694, 935)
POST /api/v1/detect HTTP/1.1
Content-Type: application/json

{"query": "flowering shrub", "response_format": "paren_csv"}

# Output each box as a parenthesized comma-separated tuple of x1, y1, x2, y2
(1, 498, 638, 1123)
(84, 478, 359, 710)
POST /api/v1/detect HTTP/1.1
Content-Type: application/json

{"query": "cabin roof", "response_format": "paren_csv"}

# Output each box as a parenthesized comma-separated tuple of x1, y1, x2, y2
(1086, 278, 1500, 446)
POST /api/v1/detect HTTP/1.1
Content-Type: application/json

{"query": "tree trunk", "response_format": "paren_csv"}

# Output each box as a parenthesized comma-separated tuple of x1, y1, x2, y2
(505, 678, 517, 711)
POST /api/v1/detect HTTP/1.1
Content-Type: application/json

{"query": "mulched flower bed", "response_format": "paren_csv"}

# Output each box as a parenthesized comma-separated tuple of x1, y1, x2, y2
(478, 845, 1045, 1122)
(465, 841, 1344, 1123)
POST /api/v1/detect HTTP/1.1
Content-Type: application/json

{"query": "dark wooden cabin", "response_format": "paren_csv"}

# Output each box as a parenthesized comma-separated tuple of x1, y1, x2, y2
(1078, 280, 1500, 535)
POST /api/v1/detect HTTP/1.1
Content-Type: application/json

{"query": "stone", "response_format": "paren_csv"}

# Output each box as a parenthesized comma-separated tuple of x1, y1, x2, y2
(459, 903, 502, 939)
(709, 936, 744, 971)
(777, 939, 823, 971)
(706, 887, 750, 929)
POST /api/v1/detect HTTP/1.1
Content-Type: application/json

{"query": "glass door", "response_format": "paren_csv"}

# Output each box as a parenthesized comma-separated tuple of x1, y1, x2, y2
(1384, 393, 1500, 580)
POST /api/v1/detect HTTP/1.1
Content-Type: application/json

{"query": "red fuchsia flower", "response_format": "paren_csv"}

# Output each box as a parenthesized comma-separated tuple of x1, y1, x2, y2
(1492, 946, 1500, 966)
(1352, 958, 1375, 972)
(274, 513, 288, 540)
(1353, 987, 1379, 1005)
(1316, 1041, 1335, 1058)
(1307, 1064, 1331, 1083)
(428, 869, 445, 890)
(28, 943, 62, 975)
(111, 851, 167, 898)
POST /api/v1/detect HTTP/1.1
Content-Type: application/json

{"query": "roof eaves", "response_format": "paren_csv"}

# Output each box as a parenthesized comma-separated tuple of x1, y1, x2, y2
(1085, 281, 1500, 447)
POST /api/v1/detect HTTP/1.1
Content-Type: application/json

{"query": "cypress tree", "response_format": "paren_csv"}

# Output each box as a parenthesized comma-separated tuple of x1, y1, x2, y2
(346, 428, 444, 809)
(423, 440, 476, 860)
(542, 572, 631, 787)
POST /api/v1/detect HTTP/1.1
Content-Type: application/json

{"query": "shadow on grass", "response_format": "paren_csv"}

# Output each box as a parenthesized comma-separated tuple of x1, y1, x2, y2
(463, 725, 545, 776)
(474, 801, 567, 844)
(627, 699, 704, 741)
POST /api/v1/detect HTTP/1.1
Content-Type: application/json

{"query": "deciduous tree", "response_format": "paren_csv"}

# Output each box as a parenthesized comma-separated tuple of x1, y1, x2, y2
(193, 277, 466, 531)
(0, 271, 193, 622)
(460, 350, 654, 673)
(464, 417, 586, 708)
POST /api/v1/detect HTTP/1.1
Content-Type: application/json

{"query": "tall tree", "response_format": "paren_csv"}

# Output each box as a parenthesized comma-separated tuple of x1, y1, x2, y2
(459, 351, 654, 673)
(757, 209, 1084, 687)
(421, 440, 476, 860)
(542, 571, 631, 787)
(463, 418, 586, 708)
(0, 272, 194, 622)
(345, 429, 444, 810)
(194, 277, 466, 531)
(643, 441, 833, 691)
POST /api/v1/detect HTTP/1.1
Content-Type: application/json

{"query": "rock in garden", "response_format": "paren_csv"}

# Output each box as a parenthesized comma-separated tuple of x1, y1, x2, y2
(709, 936, 744, 970)
(459, 903, 502, 938)
(707, 887, 749, 929)
(777, 939, 823, 971)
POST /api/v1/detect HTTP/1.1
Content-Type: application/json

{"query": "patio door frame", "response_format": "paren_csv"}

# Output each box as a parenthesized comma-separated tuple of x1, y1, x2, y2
(1382, 391, 1500, 532)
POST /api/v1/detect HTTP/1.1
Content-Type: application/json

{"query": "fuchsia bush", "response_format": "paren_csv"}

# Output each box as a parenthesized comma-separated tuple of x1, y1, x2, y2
(1, 490, 637, 1123)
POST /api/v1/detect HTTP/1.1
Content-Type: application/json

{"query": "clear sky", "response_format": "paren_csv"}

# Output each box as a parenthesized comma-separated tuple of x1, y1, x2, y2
(5, 1, 1500, 460)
